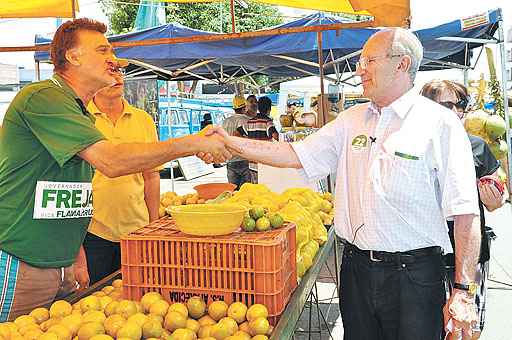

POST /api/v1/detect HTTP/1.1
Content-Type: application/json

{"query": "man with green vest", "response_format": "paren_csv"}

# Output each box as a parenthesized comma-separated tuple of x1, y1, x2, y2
(0, 18, 233, 321)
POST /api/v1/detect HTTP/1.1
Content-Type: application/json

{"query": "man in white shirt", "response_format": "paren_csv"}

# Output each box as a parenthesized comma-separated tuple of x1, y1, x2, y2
(202, 28, 480, 339)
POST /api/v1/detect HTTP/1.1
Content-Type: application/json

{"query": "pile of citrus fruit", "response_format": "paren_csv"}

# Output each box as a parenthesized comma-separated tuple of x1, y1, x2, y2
(241, 207, 284, 232)
(0, 280, 273, 340)
(159, 192, 205, 218)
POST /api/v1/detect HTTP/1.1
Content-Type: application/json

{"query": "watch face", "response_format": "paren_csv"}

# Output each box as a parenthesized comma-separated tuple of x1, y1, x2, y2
(469, 283, 478, 295)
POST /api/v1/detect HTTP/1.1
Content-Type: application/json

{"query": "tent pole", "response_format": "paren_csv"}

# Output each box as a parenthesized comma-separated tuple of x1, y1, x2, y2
(498, 20, 512, 191)
(71, 0, 76, 19)
(230, 0, 236, 33)
(317, 31, 326, 128)
(463, 69, 468, 87)
(35, 61, 41, 82)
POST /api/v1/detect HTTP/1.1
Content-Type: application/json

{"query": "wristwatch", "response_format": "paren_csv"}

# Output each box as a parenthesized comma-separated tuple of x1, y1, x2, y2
(453, 282, 477, 296)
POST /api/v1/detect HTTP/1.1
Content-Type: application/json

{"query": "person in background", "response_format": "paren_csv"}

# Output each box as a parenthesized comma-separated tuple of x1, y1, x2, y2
(84, 70, 161, 284)
(0, 18, 232, 320)
(201, 112, 213, 130)
(221, 95, 252, 189)
(205, 27, 481, 340)
(246, 94, 258, 118)
(237, 96, 279, 183)
(421, 79, 505, 336)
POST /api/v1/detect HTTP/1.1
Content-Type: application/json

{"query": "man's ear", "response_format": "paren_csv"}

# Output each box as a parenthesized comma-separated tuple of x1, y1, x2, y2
(65, 48, 82, 67)
(398, 55, 412, 74)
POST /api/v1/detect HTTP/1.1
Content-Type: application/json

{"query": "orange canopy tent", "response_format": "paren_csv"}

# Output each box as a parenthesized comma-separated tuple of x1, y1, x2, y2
(0, 0, 410, 27)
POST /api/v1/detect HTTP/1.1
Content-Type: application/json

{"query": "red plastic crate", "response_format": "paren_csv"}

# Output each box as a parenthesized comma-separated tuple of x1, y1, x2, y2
(120, 217, 297, 325)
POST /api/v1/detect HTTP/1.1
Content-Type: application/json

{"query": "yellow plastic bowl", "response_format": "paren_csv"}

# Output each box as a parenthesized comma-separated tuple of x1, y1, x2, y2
(166, 204, 247, 236)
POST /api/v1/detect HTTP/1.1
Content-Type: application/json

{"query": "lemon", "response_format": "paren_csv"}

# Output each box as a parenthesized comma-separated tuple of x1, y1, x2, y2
(227, 302, 248, 324)
(39, 332, 59, 340)
(14, 314, 36, 328)
(219, 317, 238, 335)
(168, 303, 188, 318)
(91, 291, 106, 297)
(0, 323, 12, 339)
(99, 296, 113, 310)
(246, 305, 268, 322)
(186, 318, 200, 333)
(18, 323, 40, 335)
(47, 324, 72, 340)
(208, 301, 228, 321)
(77, 322, 105, 340)
(198, 315, 216, 327)
(40, 318, 63, 332)
(30, 307, 50, 324)
(142, 318, 163, 339)
(61, 314, 83, 336)
(197, 325, 212, 338)
(115, 300, 137, 319)
(82, 310, 106, 324)
(104, 301, 119, 317)
(101, 286, 115, 295)
(209, 322, 233, 339)
(164, 311, 187, 333)
(249, 206, 265, 220)
(148, 300, 169, 317)
(103, 314, 126, 337)
(233, 330, 251, 339)
(187, 296, 206, 319)
(170, 328, 196, 340)
(89, 335, 113, 340)
(147, 314, 164, 324)
(50, 301, 73, 319)
(111, 279, 123, 288)
(251, 335, 269, 340)
(255, 217, 271, 232)
(140, 292, 163, 313)
(248, 317, 269, 336)
(116, 322, 142, 340)
(127, 313, 148, 328)
(24, 328, 44, 340)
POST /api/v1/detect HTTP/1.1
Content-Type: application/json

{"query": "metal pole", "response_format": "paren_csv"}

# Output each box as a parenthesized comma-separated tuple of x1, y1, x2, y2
(71, 0, 76, 19)
(317, 31, 326, 128)
(498, 20, 512, 191)
(463, 69, 469, 87)
(35, 61, 41, 82)
(166, 81, 175, 192)
(230, 0, 236, 33)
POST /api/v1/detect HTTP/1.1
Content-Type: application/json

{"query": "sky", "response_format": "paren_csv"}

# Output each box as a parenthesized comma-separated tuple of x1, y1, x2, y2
(0, 0, 511, 77)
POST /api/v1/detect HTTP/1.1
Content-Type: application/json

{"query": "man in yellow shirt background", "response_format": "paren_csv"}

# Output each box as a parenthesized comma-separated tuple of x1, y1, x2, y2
(84, 70, 161, 284)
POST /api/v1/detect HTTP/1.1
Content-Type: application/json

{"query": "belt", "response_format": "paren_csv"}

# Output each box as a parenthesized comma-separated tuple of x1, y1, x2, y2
(344, 242, 442, 263)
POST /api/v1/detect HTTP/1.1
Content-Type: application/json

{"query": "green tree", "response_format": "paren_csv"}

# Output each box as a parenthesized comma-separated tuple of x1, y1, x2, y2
(98, 0, 283, 34)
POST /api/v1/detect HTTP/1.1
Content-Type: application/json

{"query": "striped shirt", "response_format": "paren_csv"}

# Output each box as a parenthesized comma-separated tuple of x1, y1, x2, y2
(238, 114, 278, 171)
(292, 89, 479, 253)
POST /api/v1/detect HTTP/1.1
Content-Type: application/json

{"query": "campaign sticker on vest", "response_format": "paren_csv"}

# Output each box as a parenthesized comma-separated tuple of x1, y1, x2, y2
(351, 134, 368, 152)
(33, 181, 93, 219)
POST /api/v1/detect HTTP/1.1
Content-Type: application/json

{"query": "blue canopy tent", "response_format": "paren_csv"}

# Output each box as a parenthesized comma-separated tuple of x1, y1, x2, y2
(34, 9, 502, 88)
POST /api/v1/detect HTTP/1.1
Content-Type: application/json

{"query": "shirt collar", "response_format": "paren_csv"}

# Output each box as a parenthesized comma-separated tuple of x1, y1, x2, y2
(88, 98, 133, 117)
(368, 88, 417, 119)
(51, 73, 80, 100)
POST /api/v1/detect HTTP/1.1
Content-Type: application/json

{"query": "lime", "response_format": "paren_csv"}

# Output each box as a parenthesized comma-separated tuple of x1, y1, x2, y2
(242, 217, 256, 232)
(255, 217, 271, 232)
(269, 214, 284, 228)
(249, 206, 265, 220)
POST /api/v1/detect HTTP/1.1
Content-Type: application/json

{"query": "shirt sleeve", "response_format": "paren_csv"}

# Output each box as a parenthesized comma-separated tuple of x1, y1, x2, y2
(471, 136, 500, 178)
(436, 116, 480, 218)
(291, 117, 343, 181)
(21, 89, 105, 168)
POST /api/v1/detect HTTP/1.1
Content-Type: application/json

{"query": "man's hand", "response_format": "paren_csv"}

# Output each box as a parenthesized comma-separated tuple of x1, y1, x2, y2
(478, 181, 503, 211)
(74, 246, 90, 291)
(444, 290, 478, 340)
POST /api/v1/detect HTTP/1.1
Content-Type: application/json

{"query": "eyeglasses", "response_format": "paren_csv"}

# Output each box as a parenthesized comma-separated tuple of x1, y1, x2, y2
(439, 96, 470, 112)
(356, 54, 404, 70)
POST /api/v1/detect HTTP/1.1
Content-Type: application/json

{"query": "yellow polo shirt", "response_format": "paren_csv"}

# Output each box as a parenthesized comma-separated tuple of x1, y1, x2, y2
(87, 98, 160, 242)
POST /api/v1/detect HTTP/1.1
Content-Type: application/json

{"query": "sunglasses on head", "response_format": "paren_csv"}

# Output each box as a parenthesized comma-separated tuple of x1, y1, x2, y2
(439, 97, 470, 111)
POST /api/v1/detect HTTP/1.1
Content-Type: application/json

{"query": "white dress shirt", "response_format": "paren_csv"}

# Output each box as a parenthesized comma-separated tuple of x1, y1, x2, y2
(292, 89, 479, 253)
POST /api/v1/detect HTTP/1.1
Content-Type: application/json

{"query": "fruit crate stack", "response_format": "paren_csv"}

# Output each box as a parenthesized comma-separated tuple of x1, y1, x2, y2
(120, 217, 297, 325)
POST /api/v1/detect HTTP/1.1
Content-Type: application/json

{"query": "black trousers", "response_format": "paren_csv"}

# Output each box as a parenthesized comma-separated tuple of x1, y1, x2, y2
(83, 232, 121, 285)
(340, 244, 446, 340)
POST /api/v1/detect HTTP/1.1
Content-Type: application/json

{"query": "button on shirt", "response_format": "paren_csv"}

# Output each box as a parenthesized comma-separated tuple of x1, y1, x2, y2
(292, 90, 479, 253)
(87, 99, 161, 242)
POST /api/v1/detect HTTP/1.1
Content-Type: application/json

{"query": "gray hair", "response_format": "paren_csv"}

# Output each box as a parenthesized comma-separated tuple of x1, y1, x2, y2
(383, 28, 423, 82)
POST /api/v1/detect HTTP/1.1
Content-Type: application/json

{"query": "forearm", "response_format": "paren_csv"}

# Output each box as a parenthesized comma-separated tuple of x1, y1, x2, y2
(228, 136, 302, 169)
(75, 245, 87, 268)
(143, 171, 161, 222)
(79, 135, 197, 178)
(453, 214, 481, 283)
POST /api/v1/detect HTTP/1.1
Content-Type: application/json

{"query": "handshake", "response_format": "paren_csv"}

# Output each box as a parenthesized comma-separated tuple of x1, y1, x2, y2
(192, 125, 242, 164)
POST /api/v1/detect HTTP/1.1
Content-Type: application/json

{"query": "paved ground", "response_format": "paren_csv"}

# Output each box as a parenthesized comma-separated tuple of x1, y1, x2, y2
(161, 166, 512, 339)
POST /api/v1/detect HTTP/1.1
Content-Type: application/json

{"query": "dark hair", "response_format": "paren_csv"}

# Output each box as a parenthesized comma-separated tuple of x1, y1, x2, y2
(247, 94, 257, 101)
(258, 96, 272, 115)
(420, 80, 469, 111)
(234, 107, 245, 114)
(51, 18, 107, 72)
